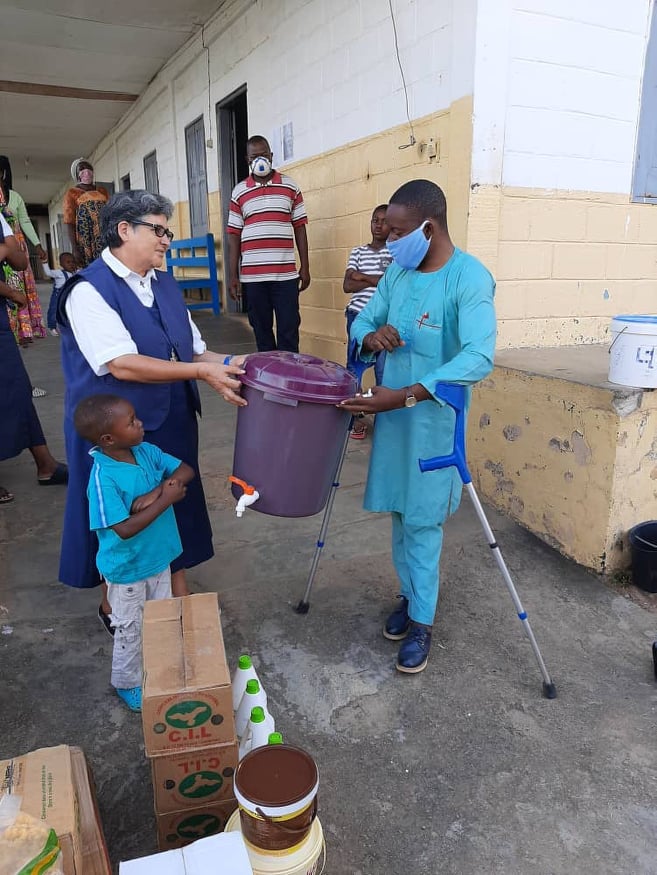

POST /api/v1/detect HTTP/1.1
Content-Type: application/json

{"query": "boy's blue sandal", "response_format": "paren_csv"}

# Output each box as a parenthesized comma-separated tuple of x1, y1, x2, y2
(383, 596, 410, 640)
(396, 623, 432, 674)
(116, 687, 142, 711)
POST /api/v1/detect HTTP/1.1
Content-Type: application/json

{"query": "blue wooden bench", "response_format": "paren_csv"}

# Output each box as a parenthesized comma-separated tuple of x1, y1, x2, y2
(166, 233, 221, 315)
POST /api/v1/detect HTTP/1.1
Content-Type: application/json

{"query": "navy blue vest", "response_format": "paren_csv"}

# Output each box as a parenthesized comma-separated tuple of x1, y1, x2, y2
(58, 257, 201, 431)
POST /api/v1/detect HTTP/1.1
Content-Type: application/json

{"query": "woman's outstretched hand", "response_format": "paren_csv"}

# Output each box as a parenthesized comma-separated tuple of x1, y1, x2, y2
(199, 360, 248, 406)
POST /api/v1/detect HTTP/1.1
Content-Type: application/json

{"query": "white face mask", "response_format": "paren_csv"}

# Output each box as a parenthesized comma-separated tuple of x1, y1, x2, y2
(250, 156, 272, 178)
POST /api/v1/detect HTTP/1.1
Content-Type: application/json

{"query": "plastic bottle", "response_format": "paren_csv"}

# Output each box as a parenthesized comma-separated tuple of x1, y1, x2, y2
(239, 706, 274, 759)
(232, 654, 259, 712)
(268, 732, 283, 745)
(235, 679, 269, 739)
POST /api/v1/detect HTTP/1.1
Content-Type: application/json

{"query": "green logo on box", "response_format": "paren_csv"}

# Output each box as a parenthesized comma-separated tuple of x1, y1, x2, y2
(165, 700, 212, 728)
(176, 813, 221, 840)
(179, 771, 223, 799)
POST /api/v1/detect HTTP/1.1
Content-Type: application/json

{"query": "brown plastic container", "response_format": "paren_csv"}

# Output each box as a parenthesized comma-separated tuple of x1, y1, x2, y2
(233, 744, 319, 852)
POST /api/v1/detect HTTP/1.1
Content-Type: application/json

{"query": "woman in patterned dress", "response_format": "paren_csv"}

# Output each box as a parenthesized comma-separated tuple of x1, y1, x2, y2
(64, 159, 110, 268)
(0, 156, 47, 343)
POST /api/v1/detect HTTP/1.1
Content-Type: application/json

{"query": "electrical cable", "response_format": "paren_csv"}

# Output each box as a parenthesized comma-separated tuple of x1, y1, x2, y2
(388, 0, 416, 148)
(202, 23, 212, 145)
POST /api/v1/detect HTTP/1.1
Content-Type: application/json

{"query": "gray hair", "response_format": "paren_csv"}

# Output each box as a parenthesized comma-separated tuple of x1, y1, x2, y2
(101, 190, 174, 248)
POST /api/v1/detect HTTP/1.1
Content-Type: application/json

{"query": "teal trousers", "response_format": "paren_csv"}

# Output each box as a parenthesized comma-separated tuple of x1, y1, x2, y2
(391, 512, 444, 625)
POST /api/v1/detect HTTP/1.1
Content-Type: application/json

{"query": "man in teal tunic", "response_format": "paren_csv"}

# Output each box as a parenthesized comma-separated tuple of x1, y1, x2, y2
(340, 180, 496, 674)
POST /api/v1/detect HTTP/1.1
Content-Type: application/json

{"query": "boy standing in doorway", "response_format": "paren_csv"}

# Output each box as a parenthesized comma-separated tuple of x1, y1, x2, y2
(227, 136, 310, 352)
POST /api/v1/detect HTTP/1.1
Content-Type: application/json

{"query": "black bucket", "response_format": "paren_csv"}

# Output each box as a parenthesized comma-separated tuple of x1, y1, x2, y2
(629, 522, 657, 593)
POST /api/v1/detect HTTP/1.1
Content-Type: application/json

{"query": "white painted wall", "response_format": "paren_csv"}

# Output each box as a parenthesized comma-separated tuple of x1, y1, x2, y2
(472, 0, 652, 194)
(50, 0, 476, 220)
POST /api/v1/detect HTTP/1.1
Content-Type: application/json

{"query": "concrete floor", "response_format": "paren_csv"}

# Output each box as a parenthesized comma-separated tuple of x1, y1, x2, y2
(1, 296, 657, 874)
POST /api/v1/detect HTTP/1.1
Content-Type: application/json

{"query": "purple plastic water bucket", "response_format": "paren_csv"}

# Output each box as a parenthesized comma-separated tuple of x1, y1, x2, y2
(231, 352, 358, 517)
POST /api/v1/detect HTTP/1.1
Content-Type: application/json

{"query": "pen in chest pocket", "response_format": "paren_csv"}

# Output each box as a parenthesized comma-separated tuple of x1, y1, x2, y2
(416, 312, 441, 330)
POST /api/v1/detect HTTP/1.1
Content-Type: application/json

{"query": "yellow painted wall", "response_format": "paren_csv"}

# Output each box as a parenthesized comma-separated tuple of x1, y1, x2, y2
(468, 366, 657, 572)
(467, 186, 657, 349)
(169, 191, 225, 294)
(464, 184, 657, 573)
(290, 99, 473, 361)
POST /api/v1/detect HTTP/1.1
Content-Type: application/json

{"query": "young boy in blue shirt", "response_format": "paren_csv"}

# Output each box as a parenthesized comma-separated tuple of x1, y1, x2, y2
(74, 393, 194, 711)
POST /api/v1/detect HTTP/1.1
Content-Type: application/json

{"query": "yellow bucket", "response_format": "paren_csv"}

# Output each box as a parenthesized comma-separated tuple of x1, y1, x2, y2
(226, 809, 326, 875)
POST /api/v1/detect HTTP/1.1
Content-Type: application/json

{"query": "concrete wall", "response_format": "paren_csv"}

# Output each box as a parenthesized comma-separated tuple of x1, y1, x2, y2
(468, 0, 655, 348)
(469, 353, 657, 572)
(290, 98, 473, 360)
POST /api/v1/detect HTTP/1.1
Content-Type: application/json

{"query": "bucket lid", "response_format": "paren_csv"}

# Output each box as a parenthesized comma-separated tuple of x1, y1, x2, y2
(610, 315, 657, 338)
(241, 351, 357, 404)
(234, 744, 319, 810)
(612, 314, 657, 324)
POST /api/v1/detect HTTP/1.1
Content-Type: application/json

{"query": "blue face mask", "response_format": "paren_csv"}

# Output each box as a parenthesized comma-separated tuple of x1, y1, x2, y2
(387, 220, 431, 270)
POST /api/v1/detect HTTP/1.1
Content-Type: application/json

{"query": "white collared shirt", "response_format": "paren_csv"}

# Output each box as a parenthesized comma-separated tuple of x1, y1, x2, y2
(65, 248, 206, 376)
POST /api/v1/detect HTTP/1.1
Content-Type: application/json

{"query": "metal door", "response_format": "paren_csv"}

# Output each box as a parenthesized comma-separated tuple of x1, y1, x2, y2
(217, 87, 248, 312)
(143, 151, 159, 194)
(185, 117, 209, 237)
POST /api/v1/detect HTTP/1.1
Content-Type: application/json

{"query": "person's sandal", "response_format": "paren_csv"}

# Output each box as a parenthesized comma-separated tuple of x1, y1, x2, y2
(116, 687, 142, 712)
(0, 487, 14, 504)
(350, 425, 367, 440)
(32, 387, 47, 398)
(98, 605, 115, 638)
(38, 463, 68, 486)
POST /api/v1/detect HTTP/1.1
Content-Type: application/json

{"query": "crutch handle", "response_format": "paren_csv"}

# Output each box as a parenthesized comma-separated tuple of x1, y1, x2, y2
(418, 382, 472, 484)
(348, 340, 372, 390)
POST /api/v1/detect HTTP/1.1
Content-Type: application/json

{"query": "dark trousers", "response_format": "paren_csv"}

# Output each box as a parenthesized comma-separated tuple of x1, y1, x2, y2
(47, 287, 60, 330)
(245, 278, 300, 352)
(346, 308, 386, 385)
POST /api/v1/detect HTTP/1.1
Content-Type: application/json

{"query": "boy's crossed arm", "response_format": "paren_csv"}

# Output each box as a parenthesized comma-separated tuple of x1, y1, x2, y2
(130, 462, 194, 513)
(116, 463, 195, 538)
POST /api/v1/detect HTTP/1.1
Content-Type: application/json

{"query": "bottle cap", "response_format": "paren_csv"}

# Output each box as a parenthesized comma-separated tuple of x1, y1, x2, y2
(250, 707, 265, 723)
(238, 654, 252, 670)
(268, 732, 283, 745)
(245, 679, 260, 694)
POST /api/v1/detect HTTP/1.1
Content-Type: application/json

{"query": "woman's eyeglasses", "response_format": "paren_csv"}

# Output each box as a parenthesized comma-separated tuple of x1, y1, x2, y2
(131, 220, 175, 241)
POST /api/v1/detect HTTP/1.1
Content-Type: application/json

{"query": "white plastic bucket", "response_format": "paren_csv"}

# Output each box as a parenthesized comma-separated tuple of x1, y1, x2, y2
(609, 315, 657, 388)
(226, 809, 326, 875)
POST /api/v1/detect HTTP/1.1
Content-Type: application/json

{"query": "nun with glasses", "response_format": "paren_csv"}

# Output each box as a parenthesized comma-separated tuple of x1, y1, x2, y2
(57, 190, 247, 623)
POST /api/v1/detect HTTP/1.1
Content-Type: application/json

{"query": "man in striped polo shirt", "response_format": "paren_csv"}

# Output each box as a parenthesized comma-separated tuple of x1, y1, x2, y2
(227, 135, 310, 352)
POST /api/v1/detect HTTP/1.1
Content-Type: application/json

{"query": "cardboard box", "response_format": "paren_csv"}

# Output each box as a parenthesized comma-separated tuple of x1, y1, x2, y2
(142, 594, 235, 756)
(120, 830, 252, 874)
(156, 798, 238, 850)
(0, 744, 111, 875)
(69, 747, 113, 875)
(151, 742, 238, 813)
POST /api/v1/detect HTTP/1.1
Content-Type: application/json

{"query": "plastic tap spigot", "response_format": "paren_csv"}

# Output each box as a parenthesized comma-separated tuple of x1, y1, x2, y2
(229, 476, 260, 517)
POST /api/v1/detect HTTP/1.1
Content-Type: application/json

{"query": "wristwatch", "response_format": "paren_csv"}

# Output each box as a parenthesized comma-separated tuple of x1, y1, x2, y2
(404, 387, 418, 408)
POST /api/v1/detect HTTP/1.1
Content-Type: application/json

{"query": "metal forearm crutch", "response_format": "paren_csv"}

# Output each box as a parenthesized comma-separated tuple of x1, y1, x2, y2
(295, 357, 369, 615)
(420, 382, 557, 699)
